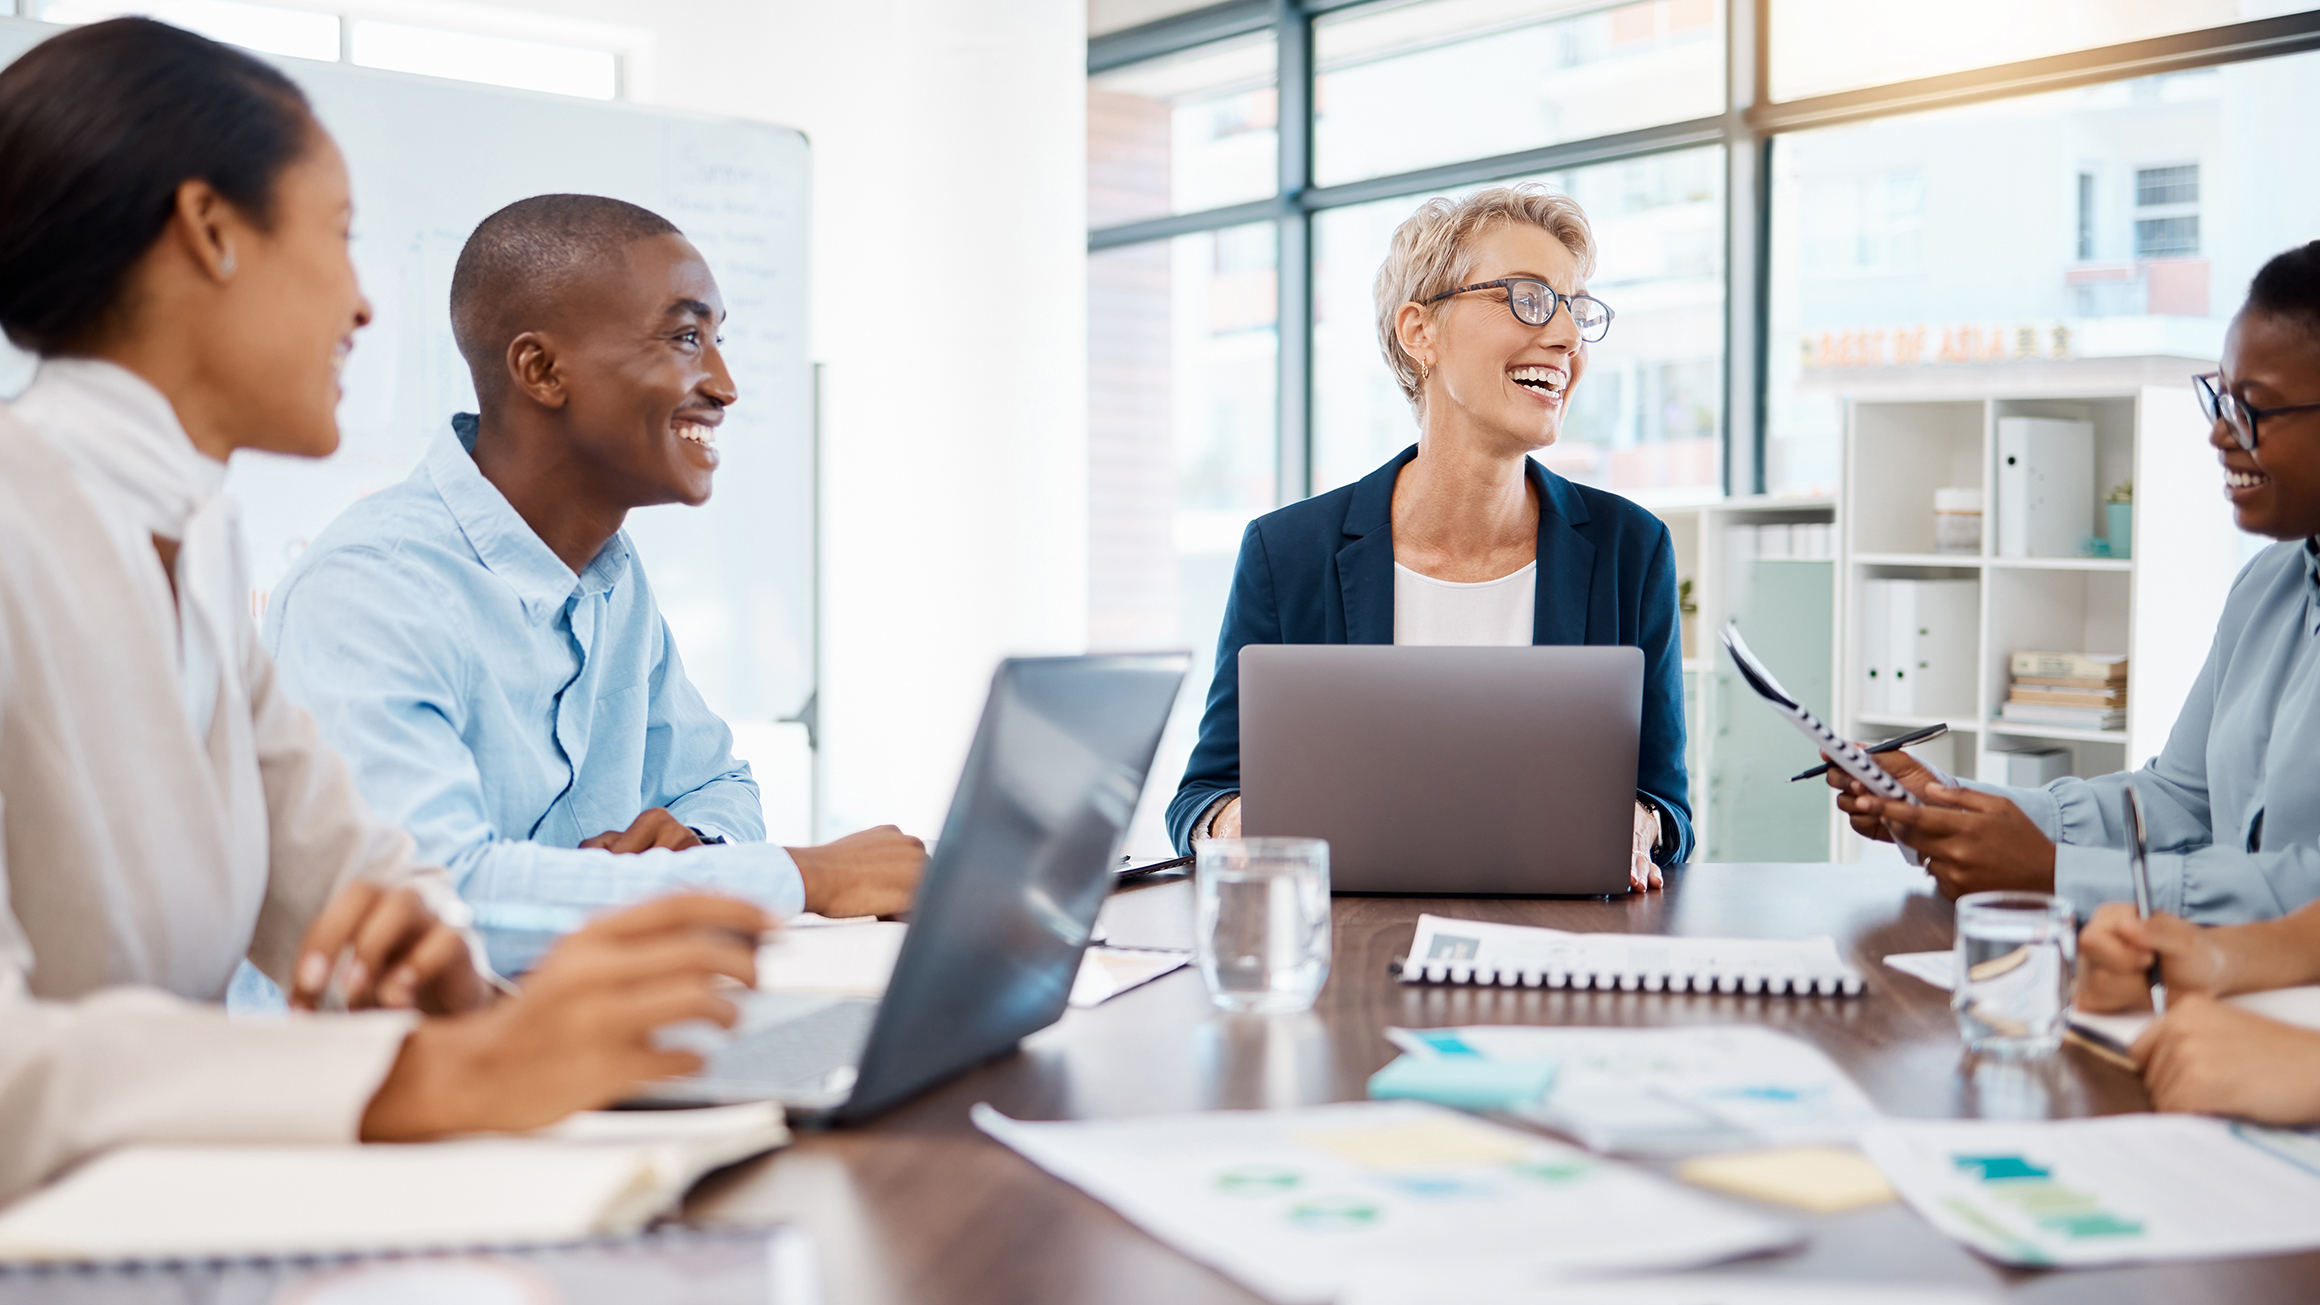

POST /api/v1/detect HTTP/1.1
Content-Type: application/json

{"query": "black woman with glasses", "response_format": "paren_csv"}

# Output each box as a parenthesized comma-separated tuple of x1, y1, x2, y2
(1165, 184, 1691, 891)
(1832, 240, 2320, 928)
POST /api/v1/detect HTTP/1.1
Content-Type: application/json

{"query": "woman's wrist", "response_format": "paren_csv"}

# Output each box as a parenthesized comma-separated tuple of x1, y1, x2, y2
(360, 1018, 490, 1142)
(2219, 915, 2320, 995)
(1194, 794, 1239, 842)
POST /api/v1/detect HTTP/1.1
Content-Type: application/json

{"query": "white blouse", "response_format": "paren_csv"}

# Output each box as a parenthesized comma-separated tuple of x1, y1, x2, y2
(1392, 560, 1537, 647)
(0, 360, 419, 1204)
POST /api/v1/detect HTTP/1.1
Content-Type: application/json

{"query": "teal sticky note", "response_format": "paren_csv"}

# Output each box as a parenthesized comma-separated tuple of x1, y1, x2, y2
(1366, 1054, 1559, 1111)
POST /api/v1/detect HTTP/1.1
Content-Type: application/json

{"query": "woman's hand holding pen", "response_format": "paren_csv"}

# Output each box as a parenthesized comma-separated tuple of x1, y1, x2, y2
(1821, 746, 1934, 844)
(289, 878, 487, 1015)
(2076, 902, 2230, 1013)
(1823, 752, 2056, 898)
(360, 893, 769, 1141)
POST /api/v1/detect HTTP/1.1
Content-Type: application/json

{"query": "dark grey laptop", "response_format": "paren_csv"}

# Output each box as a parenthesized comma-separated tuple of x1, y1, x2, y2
(1238, 645, 1642, 896)
(647, 652, 1187, 1122)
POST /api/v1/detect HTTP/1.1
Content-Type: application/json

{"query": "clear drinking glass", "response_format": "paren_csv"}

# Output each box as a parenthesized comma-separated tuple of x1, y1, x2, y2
(1953, 891, 2076, 1056)
(1195, 837, 1330, 1015)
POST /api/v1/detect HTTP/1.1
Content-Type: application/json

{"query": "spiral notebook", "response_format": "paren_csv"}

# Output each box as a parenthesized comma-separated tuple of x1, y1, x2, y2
(1397, 915, 1866, 996)
(0, 1224, 817, 1304)
(0, 1102, 790, 1264)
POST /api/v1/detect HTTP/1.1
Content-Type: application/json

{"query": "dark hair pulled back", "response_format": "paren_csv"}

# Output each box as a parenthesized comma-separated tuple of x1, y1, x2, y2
(2248, 241, 2320, 341)
(0, 17, 315, 353)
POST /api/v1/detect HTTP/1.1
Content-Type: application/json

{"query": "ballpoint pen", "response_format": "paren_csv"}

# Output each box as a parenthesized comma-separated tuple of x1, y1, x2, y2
(322, 878, 524, 1011)
(2125, 780, 2166, 1015)
(1788, 722, 1951, 782)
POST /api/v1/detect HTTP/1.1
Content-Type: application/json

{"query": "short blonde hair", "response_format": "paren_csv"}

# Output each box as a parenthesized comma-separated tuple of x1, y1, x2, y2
(1373, 183, 1597, 408)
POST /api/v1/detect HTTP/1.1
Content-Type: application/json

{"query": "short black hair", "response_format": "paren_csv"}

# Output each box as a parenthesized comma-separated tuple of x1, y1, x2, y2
(449, 194, 682, 403)
(0, 18, 314, 354)
(2248, 240, 2320, 340)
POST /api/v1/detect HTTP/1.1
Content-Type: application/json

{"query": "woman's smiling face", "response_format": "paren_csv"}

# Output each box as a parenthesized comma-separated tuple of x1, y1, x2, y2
(1402, 221, 1588, 454)
(2213, 308, 2320, 541)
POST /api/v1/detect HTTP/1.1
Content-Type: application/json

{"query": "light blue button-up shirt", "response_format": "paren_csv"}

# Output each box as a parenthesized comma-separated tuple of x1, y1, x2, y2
(263, 416, 803, 973)
(1965, 537, 2320, 924)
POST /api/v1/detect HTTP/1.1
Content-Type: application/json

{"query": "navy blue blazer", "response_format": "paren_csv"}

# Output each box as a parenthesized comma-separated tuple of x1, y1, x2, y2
(1164, 445, 1695, 862)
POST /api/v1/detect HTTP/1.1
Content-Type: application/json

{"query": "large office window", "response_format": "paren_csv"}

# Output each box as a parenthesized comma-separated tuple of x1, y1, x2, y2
(1762, 51, 2320, 496)
(1090, 2, 2320, 844)
(1311, 0, 1723, 188)
(1089, 224, 1280, 654)
(1769, 0, 2315, 101)
(1090, 32, 1278, 227)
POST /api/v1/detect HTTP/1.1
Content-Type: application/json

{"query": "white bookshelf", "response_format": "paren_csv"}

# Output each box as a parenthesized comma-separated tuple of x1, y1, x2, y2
(1653, 495, 1839, 861)
(1831, 355, 2243, 860)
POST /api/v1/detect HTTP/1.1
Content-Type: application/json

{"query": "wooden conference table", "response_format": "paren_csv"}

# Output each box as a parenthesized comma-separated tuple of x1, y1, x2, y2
(689, 863, 2320, 1304)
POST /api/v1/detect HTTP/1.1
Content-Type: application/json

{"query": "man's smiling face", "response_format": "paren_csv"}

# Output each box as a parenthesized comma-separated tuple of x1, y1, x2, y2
(552, 232, 735, 508)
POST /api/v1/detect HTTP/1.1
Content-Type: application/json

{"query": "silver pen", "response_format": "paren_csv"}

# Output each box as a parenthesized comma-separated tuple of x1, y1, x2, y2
(2125, 781, 2166, 1016)
(410, 876, 523, 1001)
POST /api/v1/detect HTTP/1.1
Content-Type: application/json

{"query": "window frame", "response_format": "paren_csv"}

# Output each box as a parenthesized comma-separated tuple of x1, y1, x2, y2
(1089, 0, 2320, 502)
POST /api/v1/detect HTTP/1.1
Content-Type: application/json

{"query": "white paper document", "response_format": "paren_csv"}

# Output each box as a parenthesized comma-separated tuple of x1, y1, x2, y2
(758, 920, 1185, 1009)
(759, 920, 909, 996)
(1883, 950, 1957, 990)
(1069, 946, 1190, 1008)
(1405, 914, 1864, 996)
(973, 1100, 1798, 1305)
(1862, 1115, 2320, 1267)
(1340, 1272, 1994, 1305)
(1390, 1025, 1883, 1155)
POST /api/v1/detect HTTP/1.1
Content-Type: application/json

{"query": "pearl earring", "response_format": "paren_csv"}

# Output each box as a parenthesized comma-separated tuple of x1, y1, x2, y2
(220, 250, 236, 276)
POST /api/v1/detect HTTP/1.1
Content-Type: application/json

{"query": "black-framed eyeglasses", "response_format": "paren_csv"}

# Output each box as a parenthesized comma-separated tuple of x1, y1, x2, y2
(1424, 278, 1614, 343)
(2195, 371, 2320, 453)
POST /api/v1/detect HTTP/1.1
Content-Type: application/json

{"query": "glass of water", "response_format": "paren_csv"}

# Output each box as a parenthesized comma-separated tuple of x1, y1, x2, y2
(1953, 891, 2076, 1056)
(1195, 837, 1331, 1015)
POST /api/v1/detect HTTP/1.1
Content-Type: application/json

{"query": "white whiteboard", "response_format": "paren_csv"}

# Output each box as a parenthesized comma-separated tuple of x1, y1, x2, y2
(0, 16, 814, 725)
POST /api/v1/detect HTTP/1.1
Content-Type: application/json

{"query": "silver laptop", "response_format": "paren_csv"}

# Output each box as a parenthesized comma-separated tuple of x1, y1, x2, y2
(1238, 645, 1642, 895)
(642, 652, 1188, 1123)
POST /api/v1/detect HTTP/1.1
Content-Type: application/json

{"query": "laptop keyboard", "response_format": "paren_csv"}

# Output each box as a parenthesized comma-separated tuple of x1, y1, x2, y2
(699, 997, 879, 1095)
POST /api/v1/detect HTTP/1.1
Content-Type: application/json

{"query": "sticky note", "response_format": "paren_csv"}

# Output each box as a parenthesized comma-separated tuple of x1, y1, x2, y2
(1294, 1116, 1537, 1171)
(1364, 1055, 1559, 1112)
(1677, 1146, 1897, 1213)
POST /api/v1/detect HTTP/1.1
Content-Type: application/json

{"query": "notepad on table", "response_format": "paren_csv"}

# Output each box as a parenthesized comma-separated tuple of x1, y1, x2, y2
(2068, 983, 2320, 1056)
(1398, 914, 1865, 996)
(0, 1102, 790, 1263)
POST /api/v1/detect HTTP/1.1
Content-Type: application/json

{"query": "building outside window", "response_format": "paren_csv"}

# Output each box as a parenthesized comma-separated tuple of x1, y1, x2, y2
(1765, 57, 2316, 496)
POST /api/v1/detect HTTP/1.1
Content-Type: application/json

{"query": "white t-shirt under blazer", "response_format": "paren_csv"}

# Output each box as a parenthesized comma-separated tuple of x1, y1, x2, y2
(1392, 560, 1537, 646)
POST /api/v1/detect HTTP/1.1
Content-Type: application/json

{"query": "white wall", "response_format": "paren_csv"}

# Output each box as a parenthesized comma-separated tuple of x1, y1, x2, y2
(441, 0, 1092, 840)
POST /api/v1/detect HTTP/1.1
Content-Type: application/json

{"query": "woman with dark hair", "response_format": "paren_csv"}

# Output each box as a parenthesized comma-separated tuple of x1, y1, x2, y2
(0, 18, 764, 1203)
(1835, 241, 2320, 928)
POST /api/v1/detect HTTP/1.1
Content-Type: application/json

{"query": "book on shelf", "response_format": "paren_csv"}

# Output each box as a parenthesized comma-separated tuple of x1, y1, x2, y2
(2012, 674, 2126, 690)
(1998, 702, 2124, 731)
(2007, 687, 2126, 708)
(2009, 651, 2127, 683)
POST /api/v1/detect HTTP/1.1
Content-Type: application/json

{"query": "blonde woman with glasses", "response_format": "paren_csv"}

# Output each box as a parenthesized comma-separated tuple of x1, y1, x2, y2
(1167, 184, 1691, 890)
